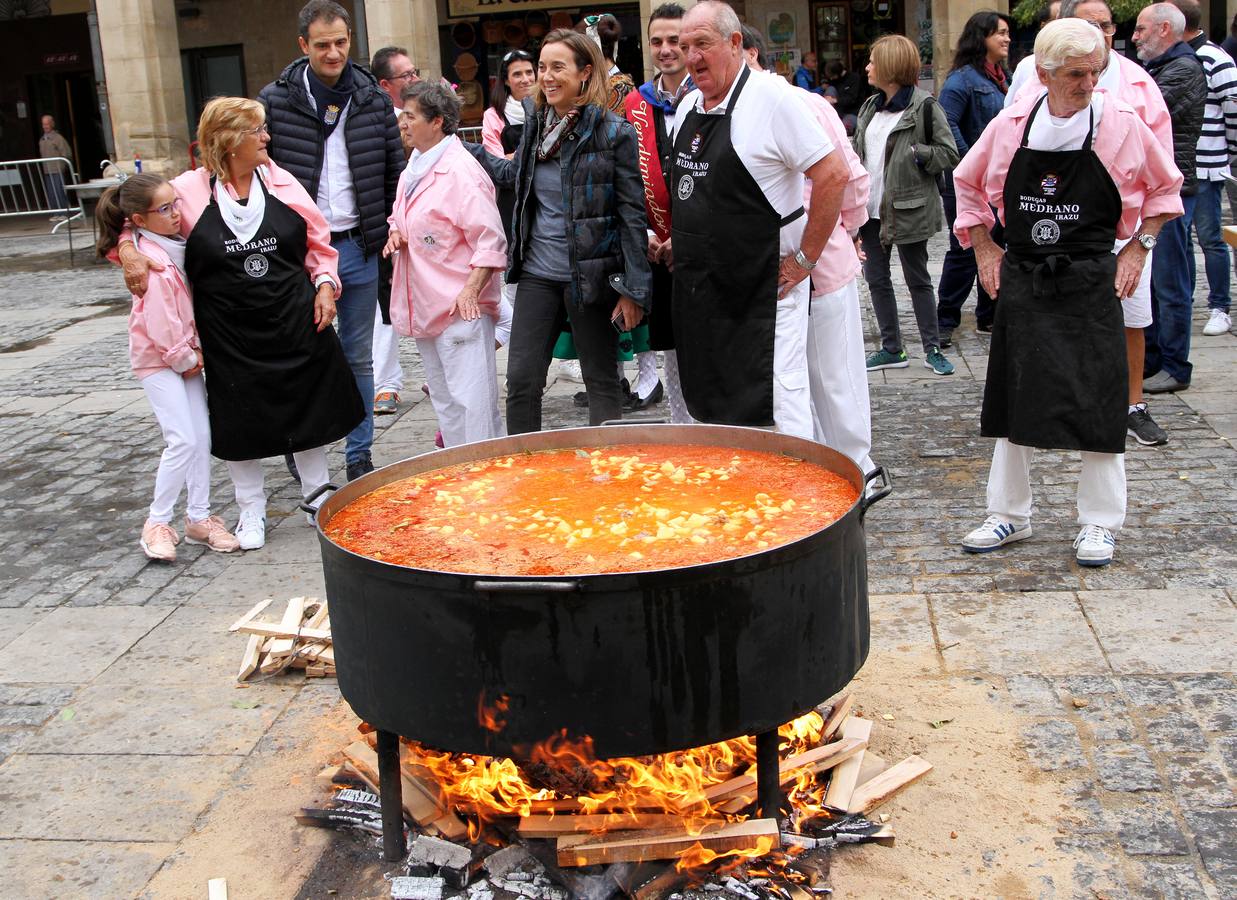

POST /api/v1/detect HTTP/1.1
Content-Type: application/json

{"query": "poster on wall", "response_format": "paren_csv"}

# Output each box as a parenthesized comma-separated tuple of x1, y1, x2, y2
(766, 11, 796, 48)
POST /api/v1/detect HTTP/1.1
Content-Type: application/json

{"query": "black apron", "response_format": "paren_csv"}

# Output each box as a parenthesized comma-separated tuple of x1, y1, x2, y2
(671, 66, 803, 426)
(982, 96, 1127, 454)
(185, 176, 364, 461)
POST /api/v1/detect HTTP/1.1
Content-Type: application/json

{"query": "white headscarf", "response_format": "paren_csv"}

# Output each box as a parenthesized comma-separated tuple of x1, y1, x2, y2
(404, 133, 458, 198)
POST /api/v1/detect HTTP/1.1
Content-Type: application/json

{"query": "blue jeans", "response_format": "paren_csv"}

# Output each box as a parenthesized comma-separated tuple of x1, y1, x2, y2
(936, 174, 998, 332)
(333, 234, 377, 464)
(1187, 179, 1231, 312)
(1146, 193, 1196, 385)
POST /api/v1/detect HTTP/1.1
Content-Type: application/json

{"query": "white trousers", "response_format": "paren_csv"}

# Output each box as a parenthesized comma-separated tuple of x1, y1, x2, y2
(662, 349, 696, 425)
(806, 279, 874, 473)
(497, 281, 515, 348)
(372, 301, 404, 395)
(228, 447, 331, 517)
(140, 368, 212, 523)
(986, 438, 1127, 531)
(772, 284, 813, 440)
(416, 315, 504, 448)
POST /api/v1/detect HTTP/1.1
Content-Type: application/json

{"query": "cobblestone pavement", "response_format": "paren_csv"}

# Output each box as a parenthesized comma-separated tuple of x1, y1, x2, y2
(0, 221, 1232, 898)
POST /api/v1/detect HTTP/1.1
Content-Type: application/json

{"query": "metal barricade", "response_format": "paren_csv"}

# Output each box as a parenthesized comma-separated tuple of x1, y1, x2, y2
(458, 126, 484, 144)
(0, 156, 85, 261)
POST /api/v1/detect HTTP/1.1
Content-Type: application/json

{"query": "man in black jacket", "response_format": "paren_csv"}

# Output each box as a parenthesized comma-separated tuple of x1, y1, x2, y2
(1133, 1, 1206, 395)
(258, 0, 404, 480)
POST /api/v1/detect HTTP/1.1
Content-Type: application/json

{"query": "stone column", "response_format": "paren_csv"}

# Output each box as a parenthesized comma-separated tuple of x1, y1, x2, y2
(931, 0, 1010, 90)
(365, 0, 442, 82)
(95, 0, 189, 176)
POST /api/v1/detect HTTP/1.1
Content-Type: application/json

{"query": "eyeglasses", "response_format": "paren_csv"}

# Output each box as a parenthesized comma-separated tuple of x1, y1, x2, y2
(146, 197, 183, 217)
(391, 68, 421, 81)
(244, 124, 270, 137)
(1081, 18, 1116, 34)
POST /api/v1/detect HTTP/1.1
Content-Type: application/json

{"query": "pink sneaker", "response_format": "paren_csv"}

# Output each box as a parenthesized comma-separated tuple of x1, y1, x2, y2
(140, 520, 178, 562)
(184, 515, 240, 553)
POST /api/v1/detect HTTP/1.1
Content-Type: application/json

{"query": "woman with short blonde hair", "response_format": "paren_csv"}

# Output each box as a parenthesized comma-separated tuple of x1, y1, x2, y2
(115, 96, 364, 551)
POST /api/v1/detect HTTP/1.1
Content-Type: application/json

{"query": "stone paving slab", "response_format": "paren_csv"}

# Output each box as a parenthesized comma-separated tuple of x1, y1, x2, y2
(1080, 589, 1237, 674)
(933, 592, 1110, 675)
(34, 676, 297, 755)
(0, 608, 48, 652)
(95, 603, 259, 683)
(0, 606, 170, 682)
(0, 751, 243, 842)
(0, 839, 175, 899)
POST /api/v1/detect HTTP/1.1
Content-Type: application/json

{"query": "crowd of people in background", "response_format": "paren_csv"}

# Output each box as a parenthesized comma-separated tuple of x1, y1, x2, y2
(105, 0, 1230, 573)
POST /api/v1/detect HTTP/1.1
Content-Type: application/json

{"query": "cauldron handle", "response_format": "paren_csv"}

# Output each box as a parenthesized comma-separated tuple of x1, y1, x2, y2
(473, 580, 581, 592)
(299, 482, 341, 519)
(859, 466, 892, 516)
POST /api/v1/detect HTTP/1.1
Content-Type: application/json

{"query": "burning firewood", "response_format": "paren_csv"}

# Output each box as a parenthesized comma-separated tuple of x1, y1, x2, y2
(230, 597, 335, 682)
(556, 818, 780, 867)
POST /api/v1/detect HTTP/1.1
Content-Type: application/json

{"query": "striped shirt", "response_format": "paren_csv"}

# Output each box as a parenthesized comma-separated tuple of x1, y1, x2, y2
(1188, 34, 1237, 180)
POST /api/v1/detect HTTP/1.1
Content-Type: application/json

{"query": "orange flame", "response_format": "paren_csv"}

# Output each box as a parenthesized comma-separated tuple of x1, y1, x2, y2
(674, 835, 779, 872)
(476, 691, 511, 733)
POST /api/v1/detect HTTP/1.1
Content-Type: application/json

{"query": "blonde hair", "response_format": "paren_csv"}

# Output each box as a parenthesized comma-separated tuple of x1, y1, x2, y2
(1035, 18, 1105, 71)
(869, 34, 921, 87)
(532, 29, 611, 112)
(197, 97, 265, 182)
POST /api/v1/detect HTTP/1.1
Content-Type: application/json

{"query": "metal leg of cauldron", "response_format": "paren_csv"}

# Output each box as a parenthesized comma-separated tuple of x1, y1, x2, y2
(755, 729, 782, 820)
(376, 730, 406, 860)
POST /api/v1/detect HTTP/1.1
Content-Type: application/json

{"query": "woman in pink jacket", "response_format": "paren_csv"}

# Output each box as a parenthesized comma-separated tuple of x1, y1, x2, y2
(384, 81, 508, 447)
(97, 174, 240, 561)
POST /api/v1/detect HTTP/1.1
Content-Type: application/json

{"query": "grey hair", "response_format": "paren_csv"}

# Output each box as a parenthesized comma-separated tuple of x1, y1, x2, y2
(401, 81, 461, 135)
(1058, 0, 1109, 19)
(1035, 17, 1105, 71)
(690, 0, 742, 41)
(1143, 2, 1186, 38)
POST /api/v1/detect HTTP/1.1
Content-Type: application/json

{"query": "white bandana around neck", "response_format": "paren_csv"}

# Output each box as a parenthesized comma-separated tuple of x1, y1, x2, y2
(214, 168, 268, 245)
(404, 134, 458, 198)
(504, 95, 526, 126)
(136, 228, 186, 278)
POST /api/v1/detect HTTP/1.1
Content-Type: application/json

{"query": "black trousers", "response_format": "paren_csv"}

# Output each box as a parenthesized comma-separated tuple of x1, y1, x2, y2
(507, 275, 624, 433)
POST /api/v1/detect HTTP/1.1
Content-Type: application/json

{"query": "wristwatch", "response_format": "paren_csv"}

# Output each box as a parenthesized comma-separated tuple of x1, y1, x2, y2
(1135, 232, 1157, 251)
(792, 248, 817, 270)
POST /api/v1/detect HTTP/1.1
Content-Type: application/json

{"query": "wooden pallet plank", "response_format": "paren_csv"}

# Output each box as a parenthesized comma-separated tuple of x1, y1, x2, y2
(845, 755, 932, 815)
(823, 717, 872, 812)
(557, 818, 779, 868)
(518, 813, 711, 839)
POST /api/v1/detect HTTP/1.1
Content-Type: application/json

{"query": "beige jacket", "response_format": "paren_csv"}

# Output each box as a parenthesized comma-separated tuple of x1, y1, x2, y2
(38, 131, 72, 175)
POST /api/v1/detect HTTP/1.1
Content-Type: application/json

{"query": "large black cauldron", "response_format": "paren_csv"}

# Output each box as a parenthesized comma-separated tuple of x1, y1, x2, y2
(312, 424, 889, 857)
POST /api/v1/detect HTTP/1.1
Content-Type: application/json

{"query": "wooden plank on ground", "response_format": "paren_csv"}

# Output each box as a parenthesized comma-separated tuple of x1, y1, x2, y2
(267, 596, 307, 659)
(857, 752, 887, 787)
(236, 633, 265, 682)
(823, 717, 872, 812)
(228, 598, 274, 633)
(518, 813, 713, 839)
(342, 741, 443, 829)
(821, 693, 854, 740)
(232, 621, 332, 642)
(704, 737, 866, 812)
(207, 878, 228, 900)
(557, 818, 780, 868)
(845, 755, 932, 815)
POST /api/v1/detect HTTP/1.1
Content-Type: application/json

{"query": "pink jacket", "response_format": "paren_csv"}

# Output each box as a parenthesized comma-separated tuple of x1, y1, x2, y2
(481, 108, 508, 157)
(169, 162, 340, 293)
(801, 91, 870, 296)
(128, 235, 199, 379)
(388, 137, 508, 339)
(1012, 52, 1173, 157)
(953, 90, 1184, 249)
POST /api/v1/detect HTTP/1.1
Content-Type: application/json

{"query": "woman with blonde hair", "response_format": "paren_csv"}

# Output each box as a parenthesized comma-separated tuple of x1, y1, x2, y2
(854, 34, 959, 376)
(470, 28, 651, 433)
(115, 97, 363, 550)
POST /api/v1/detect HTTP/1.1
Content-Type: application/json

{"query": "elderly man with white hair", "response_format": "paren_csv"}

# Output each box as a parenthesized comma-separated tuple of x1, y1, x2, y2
(952, 18, 1183, 568)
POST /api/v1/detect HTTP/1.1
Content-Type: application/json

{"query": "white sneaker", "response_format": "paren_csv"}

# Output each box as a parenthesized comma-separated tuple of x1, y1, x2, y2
(557, 359, 584, 383)
(235, 509, 266, 550)
(962, 515, 1032, 553)
(1073, 524, 1115, 567)
(1202, 309, 1231, 336)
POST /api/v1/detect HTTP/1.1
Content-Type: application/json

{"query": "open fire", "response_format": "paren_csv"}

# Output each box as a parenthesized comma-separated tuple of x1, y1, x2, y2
(303, 696, 931, 898)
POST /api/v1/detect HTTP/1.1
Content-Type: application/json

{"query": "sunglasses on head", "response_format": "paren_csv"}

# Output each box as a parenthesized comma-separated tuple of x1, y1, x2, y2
(502, 50, 532, 64)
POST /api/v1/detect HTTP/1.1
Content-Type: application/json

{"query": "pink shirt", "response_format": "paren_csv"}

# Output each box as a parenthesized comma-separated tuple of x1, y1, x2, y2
(1012, 52, 1173, 158)
(388, 137, 508, 339)
(169, 162, 340, 293)
(481, 107, 507, 157)
(128, 236, 199, 379)
(801, 91, 870, 296)
(953, 91, 1184, 248)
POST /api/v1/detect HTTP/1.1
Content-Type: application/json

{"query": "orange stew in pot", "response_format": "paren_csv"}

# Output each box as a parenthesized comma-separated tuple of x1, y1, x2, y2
(325, 444, 859, 575)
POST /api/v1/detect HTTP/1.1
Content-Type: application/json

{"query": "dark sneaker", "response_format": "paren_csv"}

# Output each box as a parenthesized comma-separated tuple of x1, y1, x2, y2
(976, 322, 993, 334)
(1127, 405, 1168, 446)
(573, 391, 589, 407)
(866, 348, 909, 370)
(923, 346, 955, 376)
(938, 329, 953, 349)
(346, 453, 375, 482)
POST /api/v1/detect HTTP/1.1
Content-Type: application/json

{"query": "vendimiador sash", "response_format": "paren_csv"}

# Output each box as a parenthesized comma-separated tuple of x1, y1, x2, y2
(623, 88, 672, 242)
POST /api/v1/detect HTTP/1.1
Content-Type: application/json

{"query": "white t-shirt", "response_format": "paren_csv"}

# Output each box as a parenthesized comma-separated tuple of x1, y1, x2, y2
(1025, 93, 1105, 151)
(670, 69, 834, 252)
(862, 109, 904, 218)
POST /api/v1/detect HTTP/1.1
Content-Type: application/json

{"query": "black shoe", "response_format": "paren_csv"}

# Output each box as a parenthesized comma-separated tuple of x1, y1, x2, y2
(573, 391, 589, 408)
(1127, 406, 1168, 446)
(346, 452, 375, 482)
(285, 453, 300, 483)
(626, 379, 664, 410)
(976, 322, 993, 334)
(938, 329, 953, 349)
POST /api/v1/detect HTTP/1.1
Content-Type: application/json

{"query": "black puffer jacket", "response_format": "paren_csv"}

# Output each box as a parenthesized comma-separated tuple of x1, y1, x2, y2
(257, 58, 403, 256)
(468, 99, 651, 310)
(1143, 41, 1206, 196)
